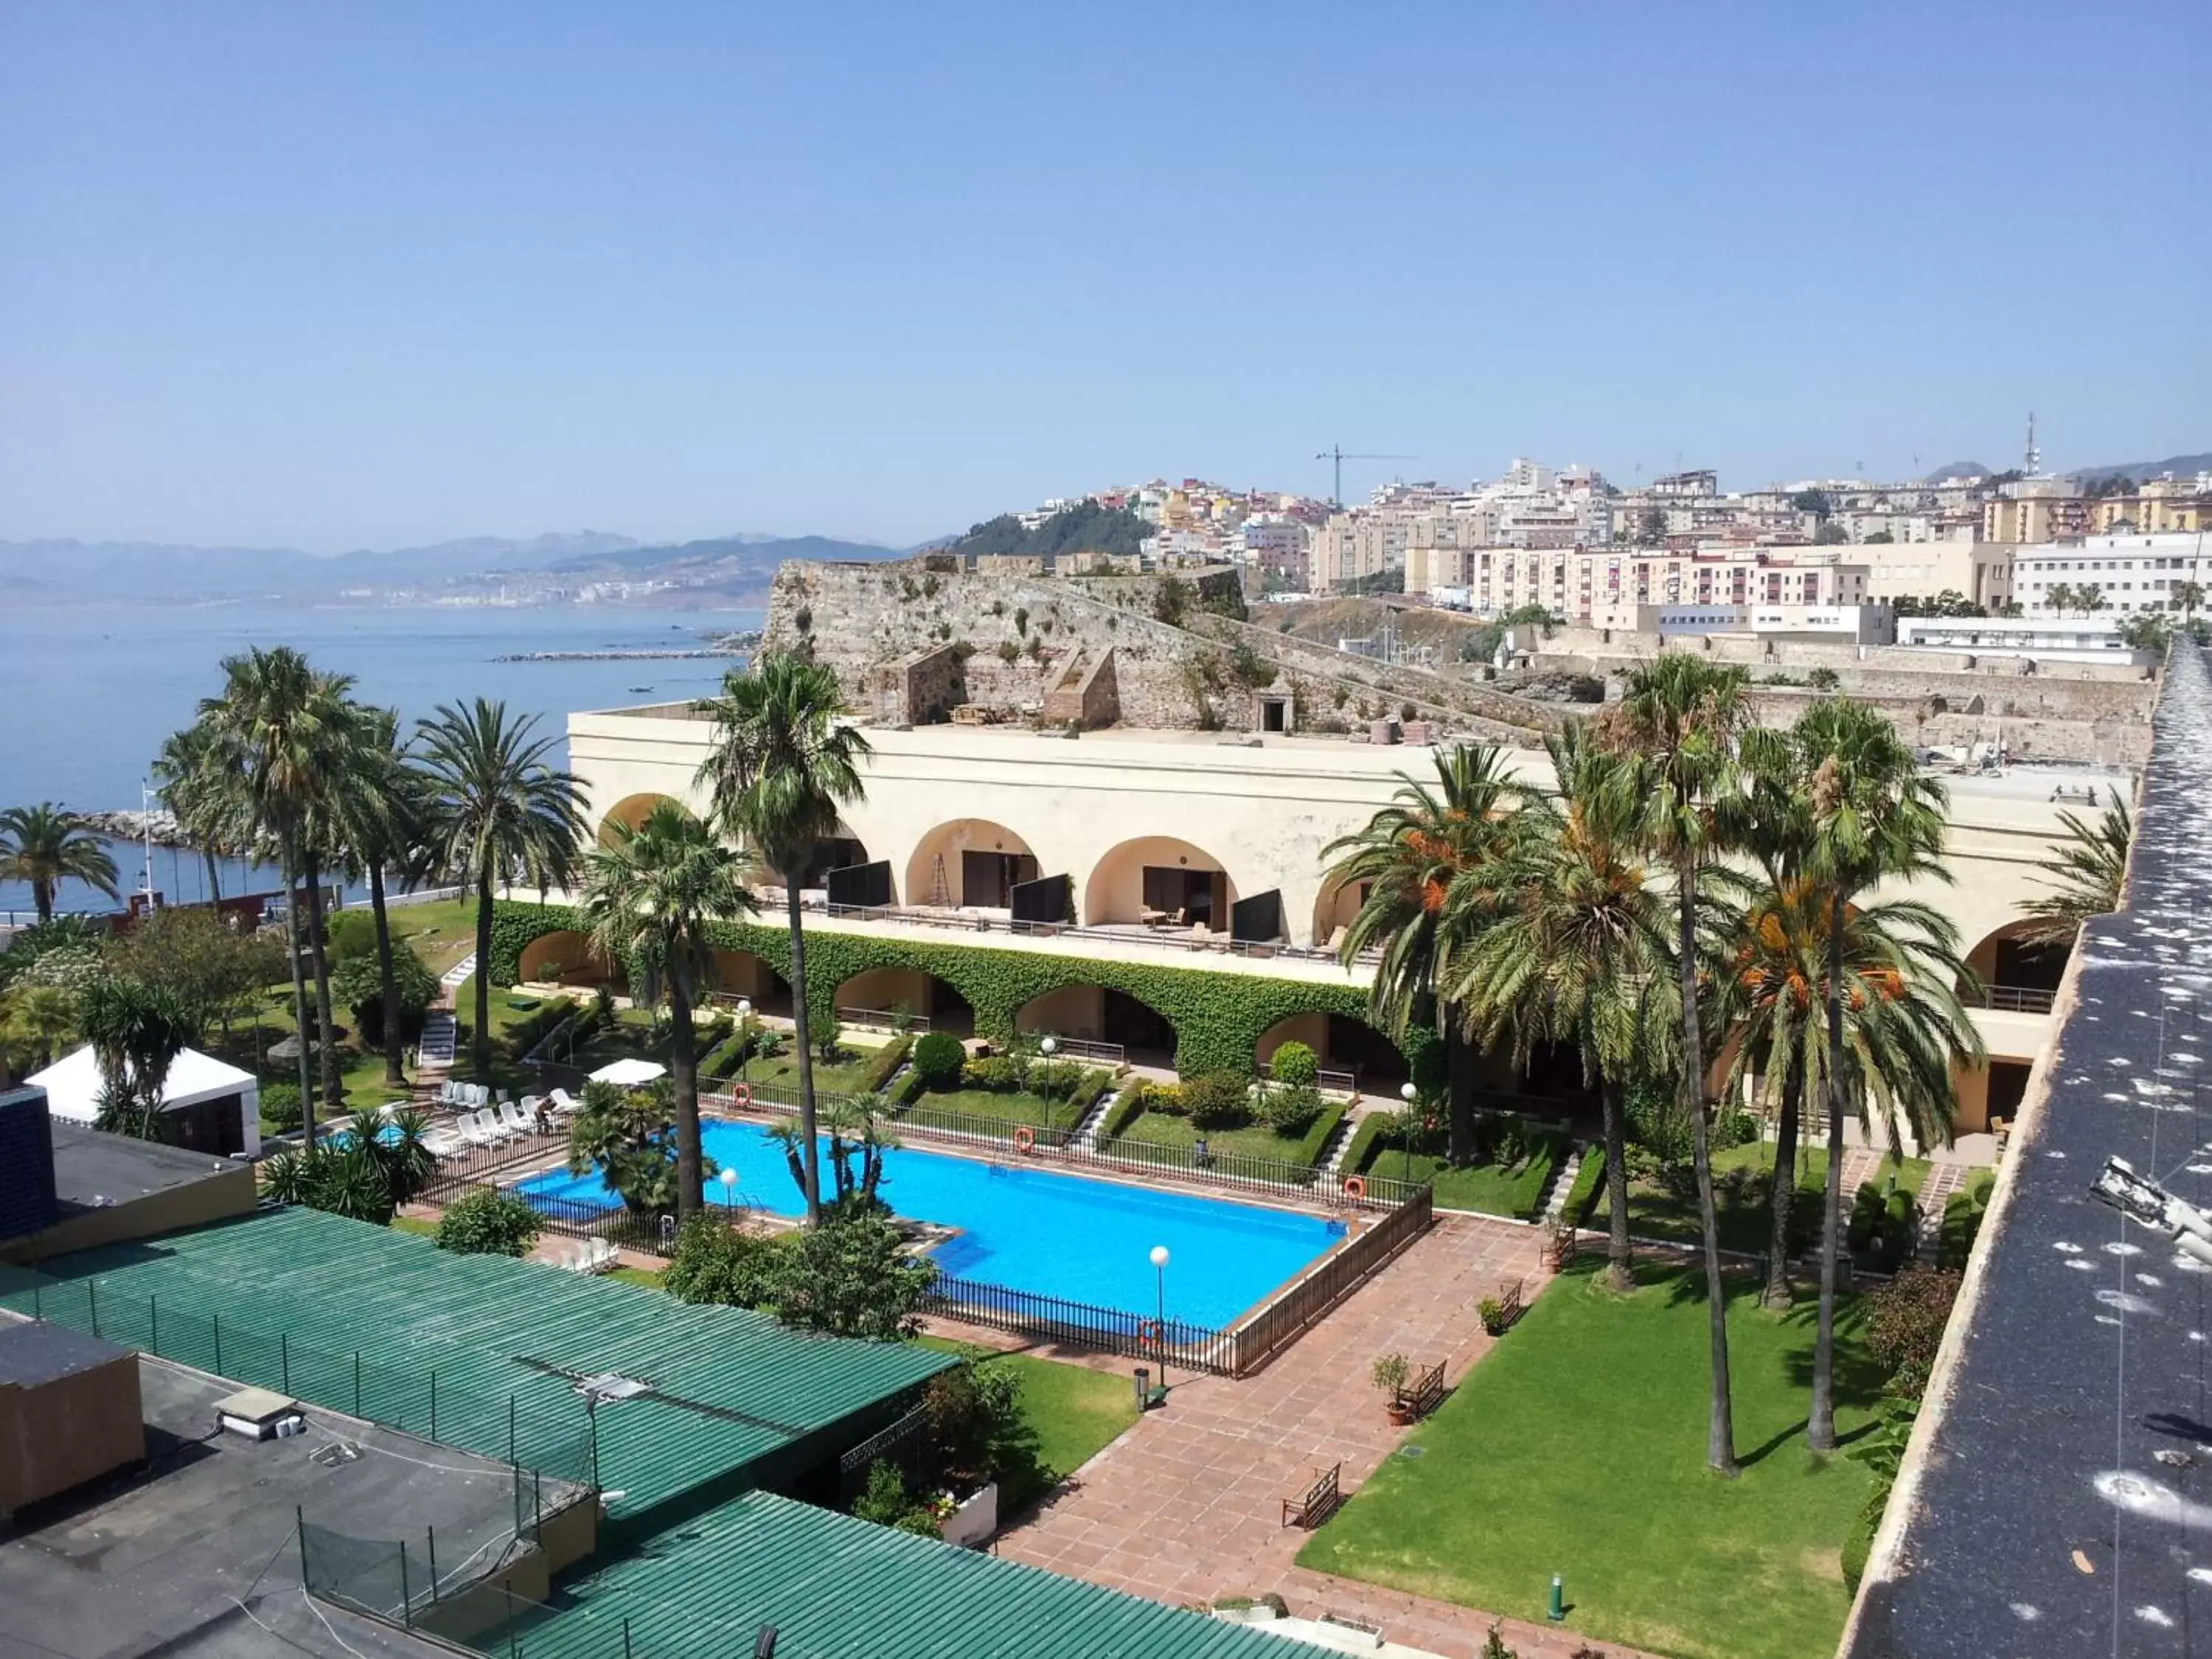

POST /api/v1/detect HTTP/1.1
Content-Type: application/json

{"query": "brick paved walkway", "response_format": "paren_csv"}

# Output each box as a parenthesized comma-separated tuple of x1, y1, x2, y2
(996, 1214, 1663, 1658)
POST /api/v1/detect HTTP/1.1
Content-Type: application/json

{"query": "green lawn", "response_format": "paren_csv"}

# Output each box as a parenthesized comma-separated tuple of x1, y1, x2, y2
(902, 1085, 1088, 1133)
(389, 1216, 440, 1237)
(1362, 1138, 1562, 1218)
(383, 896, 480, 975)
(1105, 1108, 1326, 1169)
(915, 1336, 1138, 1512)
(1592, 1141, 1932, 1256)
(1298, 1262, 1889, 1659)
(733, 1048, 883, 1098)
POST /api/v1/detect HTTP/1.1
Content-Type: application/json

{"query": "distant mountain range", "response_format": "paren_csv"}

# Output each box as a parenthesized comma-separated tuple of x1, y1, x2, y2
(1921, 452, 2209, 486)
(0, 529, 902, 603)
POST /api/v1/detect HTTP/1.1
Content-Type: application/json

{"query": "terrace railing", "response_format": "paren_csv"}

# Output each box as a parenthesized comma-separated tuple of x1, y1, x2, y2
(835, 1003, 933, 1032)
(1964, 982, 2059, 1015)
(1223, 1185, 1435, 1374)
(925, 1276, 1237, 1376)
(814, 900, 1383, 966)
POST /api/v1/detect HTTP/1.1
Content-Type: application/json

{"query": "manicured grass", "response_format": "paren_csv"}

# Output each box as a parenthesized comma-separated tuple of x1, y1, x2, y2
(608, 1266, 664, 1289)
(389, 1217, 440, 1237)
(1105, 1107, 1327, 1169)
(1593, 1141, 1933, 1256)
(1298, 1261, 1890, 1659)
(902, 1085, 1088, 1133)
(383, 896, 480, 975)
(736, 1048, 883, 1098)
(915, 1337, 1138, 1511)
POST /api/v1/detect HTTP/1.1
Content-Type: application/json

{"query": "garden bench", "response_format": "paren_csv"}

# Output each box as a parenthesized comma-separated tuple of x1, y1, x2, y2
(1280, 1461, 1343, 1530)
(1488, 1276, 1526, 1332)
(1393, 1360, 1446, 1421)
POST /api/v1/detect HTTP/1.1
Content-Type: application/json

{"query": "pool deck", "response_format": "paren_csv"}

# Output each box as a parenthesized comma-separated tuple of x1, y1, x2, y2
(990, 1212, 1662, 1659)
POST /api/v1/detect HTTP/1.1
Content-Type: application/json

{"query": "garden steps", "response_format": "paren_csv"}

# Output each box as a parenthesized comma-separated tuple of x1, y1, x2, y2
(1069, 1085, 1120, 1152)
(1913, 1161, 1969, 1262)
(1537, 1147, 1583, 1223)
(417, 1012, 458, 1071)
(1316, 1110, 1360, 1176)
(439, 950, 478, 991)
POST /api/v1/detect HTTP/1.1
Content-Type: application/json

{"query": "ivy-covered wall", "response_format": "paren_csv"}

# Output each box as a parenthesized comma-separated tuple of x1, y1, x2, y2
(490, 900, 1427, 1079)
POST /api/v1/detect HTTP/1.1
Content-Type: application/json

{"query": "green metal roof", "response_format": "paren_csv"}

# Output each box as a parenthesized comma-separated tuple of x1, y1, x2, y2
(509, 1489, 1333, 1659)
(0, 1206, 953, 1519)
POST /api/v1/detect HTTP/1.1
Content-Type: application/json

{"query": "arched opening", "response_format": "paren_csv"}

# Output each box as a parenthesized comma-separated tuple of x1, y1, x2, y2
(598, 791, 686, 845)
(707, 948, 791, 1019)
(832, 966, 974, 1037)
(516, 930, 628, 993)
(1962, 919, 2070, 1013)
(795, 820, 874, 894)
(1015, 984, 1178, 1068)
(903, 819, 1038, 911)
(1083, 836, 1237, 933)
(1256, 1012, 1407, 1091)
(1310, 874, 1371, 951)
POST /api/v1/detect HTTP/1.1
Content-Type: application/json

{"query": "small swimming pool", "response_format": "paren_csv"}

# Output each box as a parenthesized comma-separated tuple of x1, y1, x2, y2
(515, 1121, 1344, 1326)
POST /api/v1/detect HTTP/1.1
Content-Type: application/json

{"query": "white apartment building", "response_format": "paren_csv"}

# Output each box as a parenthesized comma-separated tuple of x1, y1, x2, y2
(1240, 515, 1311, 585)
(2012, 532, 2211, 617)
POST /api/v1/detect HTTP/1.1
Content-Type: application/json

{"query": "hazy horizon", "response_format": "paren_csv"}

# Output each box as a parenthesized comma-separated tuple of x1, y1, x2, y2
(4, 2, 2206, 554)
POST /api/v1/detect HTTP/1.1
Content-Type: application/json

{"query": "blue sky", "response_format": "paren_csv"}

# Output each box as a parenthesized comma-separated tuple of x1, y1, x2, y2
(3, 1, 2205, 552)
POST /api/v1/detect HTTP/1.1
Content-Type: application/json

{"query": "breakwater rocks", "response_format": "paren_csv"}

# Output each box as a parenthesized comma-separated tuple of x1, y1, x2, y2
(490, 642, 754, 663)
(80, 808, 192, 847)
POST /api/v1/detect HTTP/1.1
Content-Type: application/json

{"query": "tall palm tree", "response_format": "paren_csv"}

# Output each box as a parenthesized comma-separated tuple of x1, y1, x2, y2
(2015, 799, 2132, 950)
(1790, 695, 1955, 1451)
(1604, 654, 1752, 1477)
(1451, 726, 1669, 1291)
(1322, 744, 1524, 1164)
(77, 977, 193, 1141)
(580, 801, 755, 1219)
(693, 655, 871, 1225)
(0, 804, 120, 923)
(196, 647, 361, 1132)
(325, 706, 419, 1087)
(1, 981, 79, 1075)
(415, 699, 586, 1080)
(151, 725, 250, 904)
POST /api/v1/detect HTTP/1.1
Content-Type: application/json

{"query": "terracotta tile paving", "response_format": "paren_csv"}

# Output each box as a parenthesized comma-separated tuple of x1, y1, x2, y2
(995, 1213, 1663, 1659)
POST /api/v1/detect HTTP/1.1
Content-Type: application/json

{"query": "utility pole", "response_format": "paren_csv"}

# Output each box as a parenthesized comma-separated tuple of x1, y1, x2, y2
(1315, 445, 1417, 509)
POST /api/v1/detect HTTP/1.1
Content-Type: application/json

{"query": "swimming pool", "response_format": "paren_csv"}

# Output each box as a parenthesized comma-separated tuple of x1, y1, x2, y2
(515, 1121, 1344, 1326)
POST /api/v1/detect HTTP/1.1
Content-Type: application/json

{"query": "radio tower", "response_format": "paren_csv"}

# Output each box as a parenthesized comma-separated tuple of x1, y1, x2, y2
(2023, 411, 2042, 476)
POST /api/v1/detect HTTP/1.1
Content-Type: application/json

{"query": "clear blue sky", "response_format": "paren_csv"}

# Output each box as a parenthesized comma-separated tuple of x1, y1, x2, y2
(3, 1, 2205, 553)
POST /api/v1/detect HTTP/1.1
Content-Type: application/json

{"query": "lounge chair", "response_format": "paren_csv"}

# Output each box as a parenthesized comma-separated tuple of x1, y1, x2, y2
(422, 1124, 467, 1160)
(549, 1087, 580, 1116)
(582, 1238, 619, 1275)
(456, 1110, 499, 1147)
(498, 1100, 535, 1137)
(471, 1107, 511, 1144)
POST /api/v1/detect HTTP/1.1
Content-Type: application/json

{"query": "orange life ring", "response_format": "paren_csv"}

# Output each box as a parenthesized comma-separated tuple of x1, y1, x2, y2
(1342, 1174, 1368, 1202)
(1012, 1125, 1037, 1155)
(728, 1082, 751, 1107)
(1137, 1318, 1163, 1349)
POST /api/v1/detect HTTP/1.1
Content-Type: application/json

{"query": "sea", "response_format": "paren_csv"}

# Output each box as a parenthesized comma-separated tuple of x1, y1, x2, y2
(0, 600, 762, 917)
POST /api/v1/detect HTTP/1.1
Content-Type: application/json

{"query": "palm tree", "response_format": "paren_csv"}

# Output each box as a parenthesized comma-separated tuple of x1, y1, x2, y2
(1451, 726, 1668, 1291)
(0, 804, 120, 923)
(415, 699, 586, 1080)
(1790, 695, 1955, 1451)
(196, 647, 361, 1132)
(1604, 654, 1751, 1477)
(580, 800, 755, 1220)
(2174, 580, 2205, 626)
(77, 978, 193, 1140)
(694, 655, 871, 1225)
(151, 725, 250, 904)
(2046, 582, 2076, 619)
(1322, 744, 1524, 1164)
(1, 981, 79, 1074)
(325, 706, 419, 1087)
(2015, 799, 2132, 949)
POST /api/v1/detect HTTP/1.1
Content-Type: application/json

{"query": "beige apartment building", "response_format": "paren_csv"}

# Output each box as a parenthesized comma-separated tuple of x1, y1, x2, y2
(562, 703, 2097, 1135)
(1851, 540, 2017, 611)
(1411, 542, 1872, 623)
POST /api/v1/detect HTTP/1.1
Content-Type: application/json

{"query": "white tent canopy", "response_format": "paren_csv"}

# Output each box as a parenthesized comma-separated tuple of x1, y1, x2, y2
(587, 1057, 667, 1088)
(27, 1044, 262, 1156)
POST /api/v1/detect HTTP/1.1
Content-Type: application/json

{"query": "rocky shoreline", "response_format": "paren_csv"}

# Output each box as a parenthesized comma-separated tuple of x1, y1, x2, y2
(78, 808, 194, 848)
(488, 647, 747, 663)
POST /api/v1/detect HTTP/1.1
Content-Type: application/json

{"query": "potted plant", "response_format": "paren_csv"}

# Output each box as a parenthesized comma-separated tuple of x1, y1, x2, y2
(1539, 1217, 1577, 1271)
(1479, 1296, 1509, 1336)
(1371, 1352, 1412, 1425)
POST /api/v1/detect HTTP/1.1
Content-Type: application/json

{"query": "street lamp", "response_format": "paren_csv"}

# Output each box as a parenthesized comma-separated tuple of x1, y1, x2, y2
(734, 998, 753, 1086)
(1400, 1080, 1418, 1192)
(1149, 1243, 1171, 1395)
(1039, 1035, 1057, 1129)
(719, 1167, 738, 1217)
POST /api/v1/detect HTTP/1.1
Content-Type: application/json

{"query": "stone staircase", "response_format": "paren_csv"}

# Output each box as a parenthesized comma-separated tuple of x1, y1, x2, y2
(1070, 1085, 1120, 1152)
(1914, 1161, 1970, 1262)
(1539, 1146, 1585, 1224)
(1317, 1109, 1362, 1177)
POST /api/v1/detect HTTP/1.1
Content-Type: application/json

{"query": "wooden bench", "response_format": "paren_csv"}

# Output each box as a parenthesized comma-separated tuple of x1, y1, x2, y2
(1280, 1461, 1343, 1530)
(1482, 1276, 1527, 1335)
(1393, 1360, 1446, 1421)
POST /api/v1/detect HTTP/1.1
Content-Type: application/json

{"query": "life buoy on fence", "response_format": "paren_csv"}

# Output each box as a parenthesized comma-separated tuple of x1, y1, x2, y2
(728, 1082, 751, 1107)
(1138, 1318, 1163, 1349)
(1012, 1125, 1037, 1155)
(1342, 1174, 1368, 1203)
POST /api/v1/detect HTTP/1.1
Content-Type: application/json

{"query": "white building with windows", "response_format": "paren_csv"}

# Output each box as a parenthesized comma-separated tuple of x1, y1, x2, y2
(2012, 532, 2209, 618)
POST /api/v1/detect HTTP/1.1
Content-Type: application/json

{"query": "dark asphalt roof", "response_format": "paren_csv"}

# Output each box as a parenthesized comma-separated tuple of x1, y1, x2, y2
(1844, 644, 2212, 1656)
(0, 1318, 129, 1385)
(49, 1120, 243, 1207)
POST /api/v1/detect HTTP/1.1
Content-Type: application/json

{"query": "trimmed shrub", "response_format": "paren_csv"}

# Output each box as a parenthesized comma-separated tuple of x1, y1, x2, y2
(1562, 1145, 1607, 1225)
(260, 1081, 304, 1133)
(434, 1188, 544, 1257)
(1138, 1079, 1185, 1116)
(1182, 1072, 1253, 1131)
(963, 1054, 1023, 1092)
(858, 1034, 913, 1093)
(1341, 1110, 1396, 1177)
(1095, 1085, 1147, 1143)
(1937, 1172, 1993, 1268)
(1867, 1265, 1962, 1397)
(1287, 1101, 1348, 1168)
(911, 1032, 966, 1088)
(1259, 1082, 1326, 1139)
(1267, 1040, 1319, 1088)
(1063, 1067, 1112, 1116)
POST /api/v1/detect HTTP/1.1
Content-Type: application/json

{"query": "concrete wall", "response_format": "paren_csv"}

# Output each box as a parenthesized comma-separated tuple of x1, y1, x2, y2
(0, 1163, 258, 1267)
(0, 1343, 145, 1514)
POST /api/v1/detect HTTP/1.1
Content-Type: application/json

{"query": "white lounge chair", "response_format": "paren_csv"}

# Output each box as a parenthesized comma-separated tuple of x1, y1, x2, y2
(549, 1087, 580, 1117)
(582, 1238, 619, 1274)
(498, 1100, 535, 1137)
(422, 1124, 467, 1160)
(463, 1108, 505, 1146)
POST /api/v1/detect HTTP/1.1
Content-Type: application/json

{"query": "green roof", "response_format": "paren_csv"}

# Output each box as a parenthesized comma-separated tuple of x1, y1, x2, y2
(511, 1489, 1332, 1659)
(0, 1206, 953, 1520)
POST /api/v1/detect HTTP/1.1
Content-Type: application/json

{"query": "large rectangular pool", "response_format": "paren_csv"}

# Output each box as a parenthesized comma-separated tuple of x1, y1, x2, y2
(515, 1121, 1344, 1327)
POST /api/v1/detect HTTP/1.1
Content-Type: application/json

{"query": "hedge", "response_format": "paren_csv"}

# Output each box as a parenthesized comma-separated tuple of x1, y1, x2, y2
(1561, 1144, 1607, 1226)
(1287, 1101, 1350, 1169)
(489, 900, 1407, 1080)
(1340, 1110, 1396, 1178)
(1095, 1086, 1147, 1143)
(858, 1034, 914, 1093)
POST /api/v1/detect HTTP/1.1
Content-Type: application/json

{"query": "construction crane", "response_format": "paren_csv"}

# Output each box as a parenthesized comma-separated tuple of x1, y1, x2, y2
(1315, 445, 1417, 509)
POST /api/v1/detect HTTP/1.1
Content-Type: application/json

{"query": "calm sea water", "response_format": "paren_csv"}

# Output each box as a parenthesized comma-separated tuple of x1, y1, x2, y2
(0, 601, 760, 915)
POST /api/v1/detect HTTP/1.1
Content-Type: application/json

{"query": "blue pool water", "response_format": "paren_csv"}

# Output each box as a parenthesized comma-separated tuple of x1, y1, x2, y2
(516, 1121, 1343, 1326)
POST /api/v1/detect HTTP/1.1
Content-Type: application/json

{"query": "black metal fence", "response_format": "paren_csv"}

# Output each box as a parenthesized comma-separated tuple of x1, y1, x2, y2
(837, 1399, 933, 1502)
(1225, 1185, 1435, 1374)
(925, 1276, 1237, 1376)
